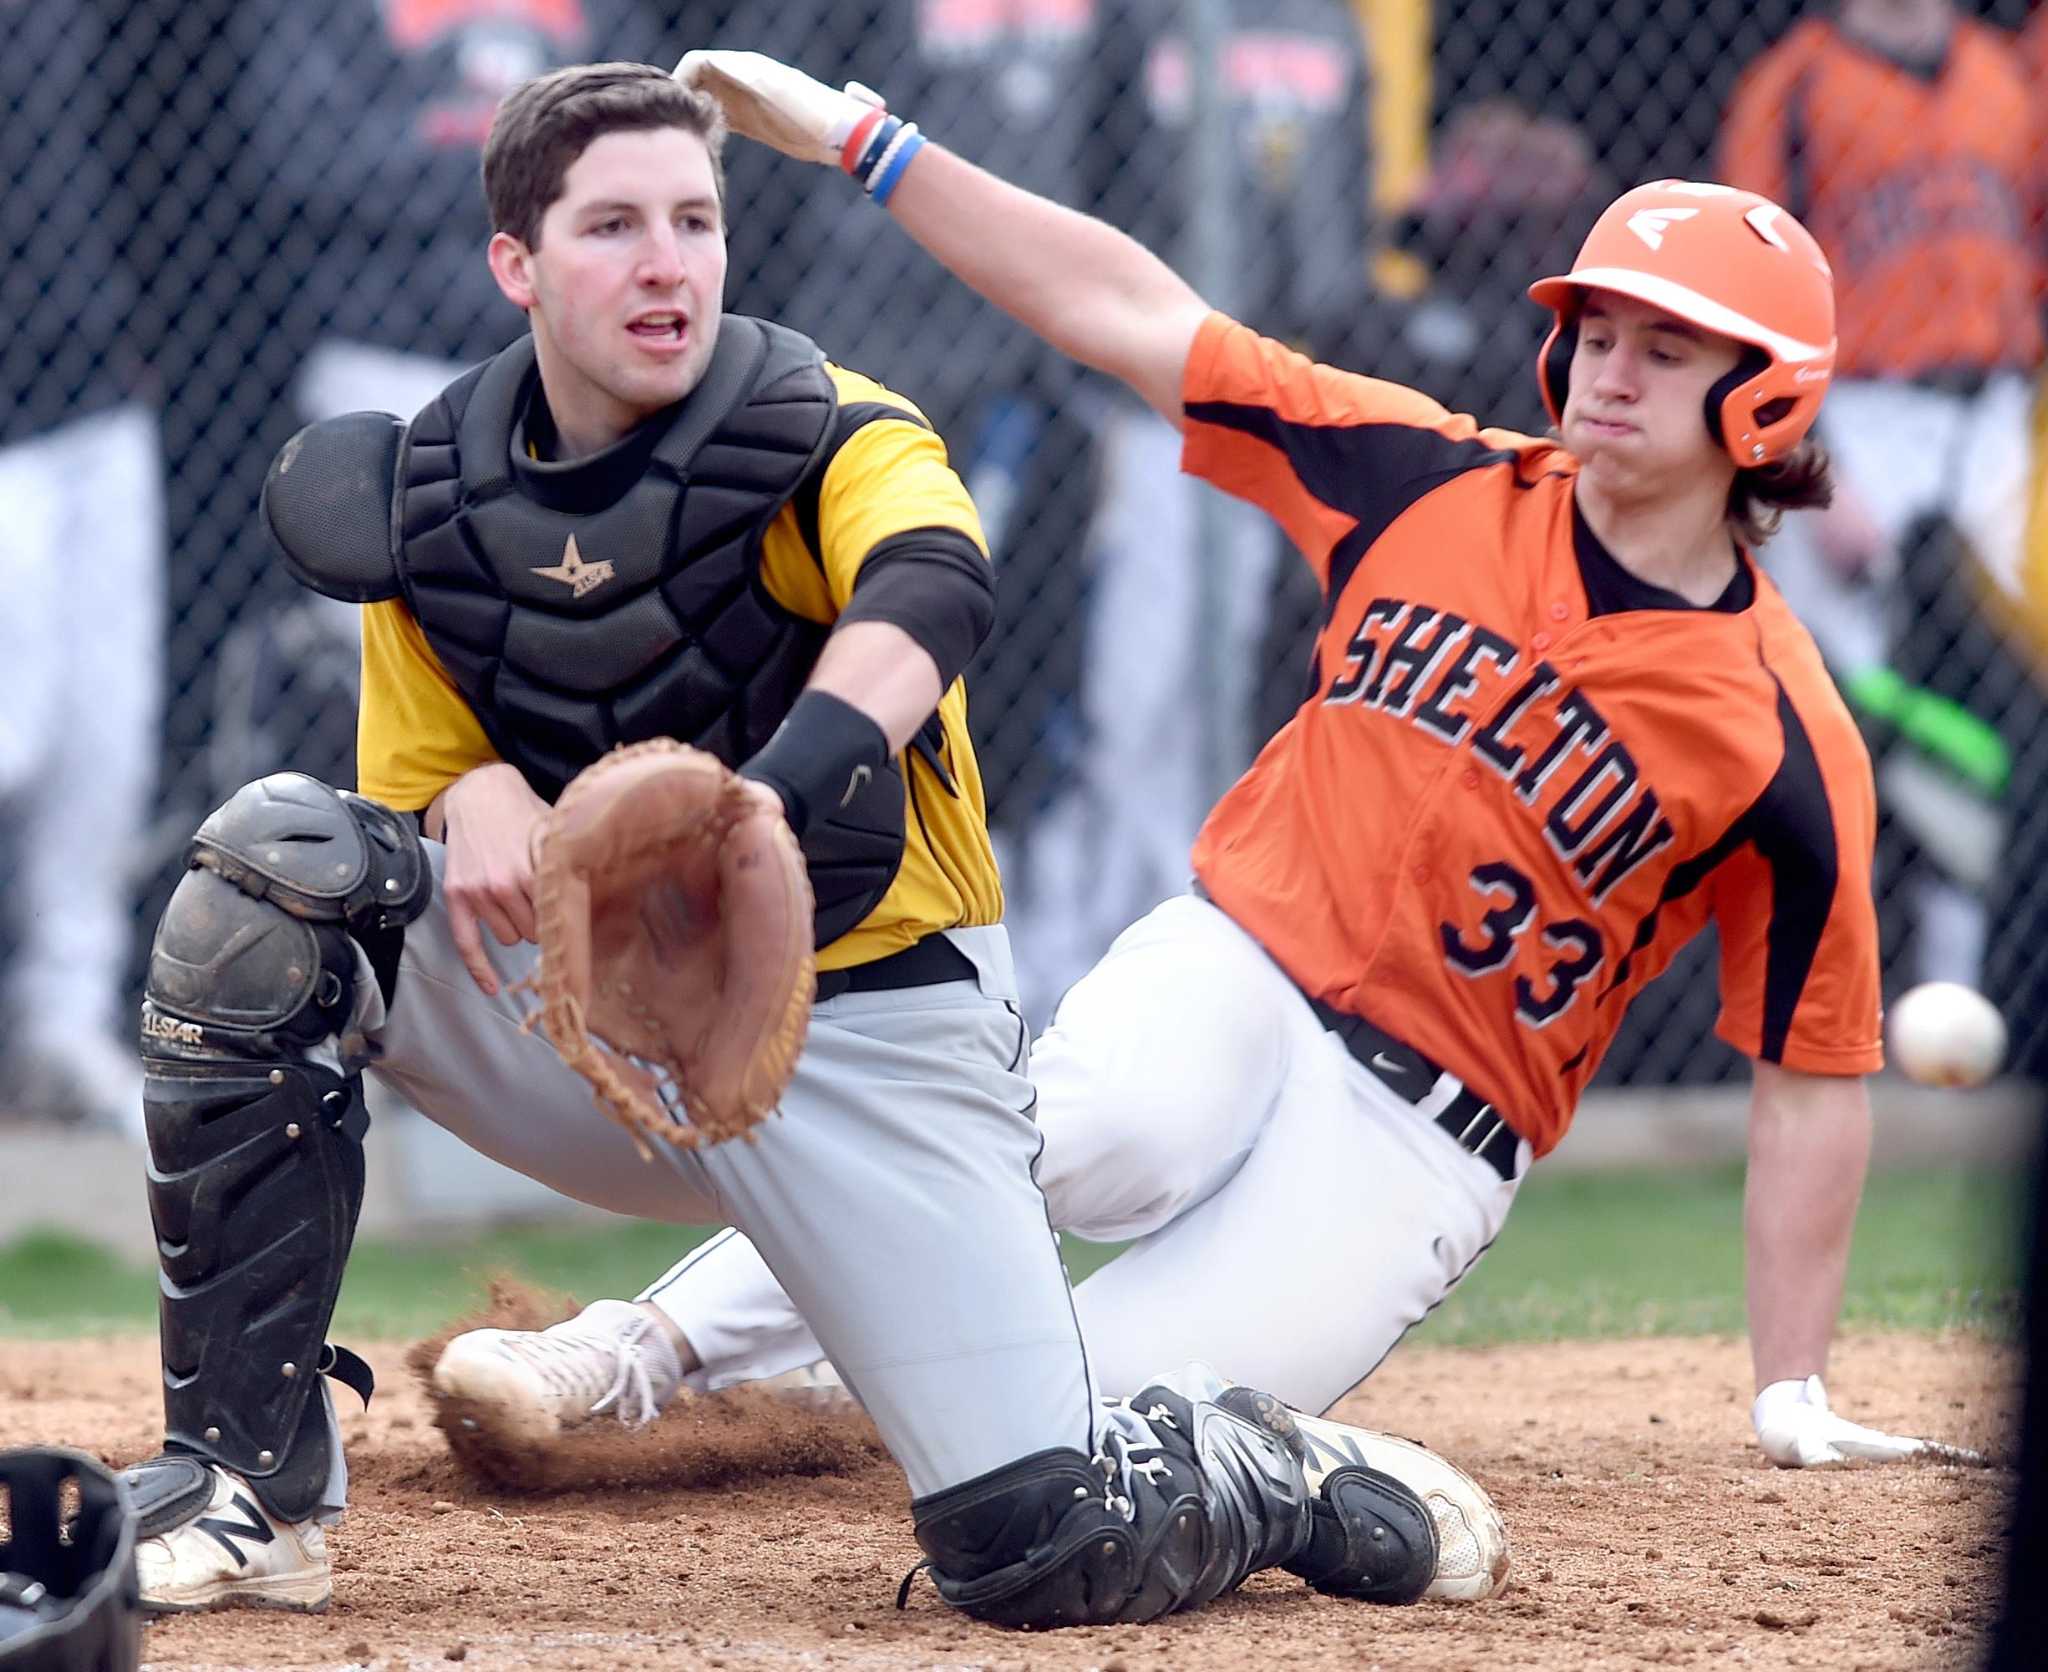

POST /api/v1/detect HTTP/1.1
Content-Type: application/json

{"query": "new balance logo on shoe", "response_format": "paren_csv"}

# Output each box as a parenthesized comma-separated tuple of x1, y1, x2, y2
(195, 1493, 277, 1567)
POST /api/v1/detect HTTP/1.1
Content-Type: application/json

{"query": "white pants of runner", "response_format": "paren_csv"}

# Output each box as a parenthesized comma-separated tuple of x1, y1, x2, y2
(0, 403, 164, 1043)
(642, 893, 1527, 1418)
(1761, 373, 2032, 988)
(304, 843, 1101, 1511)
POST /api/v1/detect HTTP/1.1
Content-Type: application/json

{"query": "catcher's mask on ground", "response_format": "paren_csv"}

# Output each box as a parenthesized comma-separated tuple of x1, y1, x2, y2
(0, 1447, 142, 1671)
(1527, 179, 1836, 468)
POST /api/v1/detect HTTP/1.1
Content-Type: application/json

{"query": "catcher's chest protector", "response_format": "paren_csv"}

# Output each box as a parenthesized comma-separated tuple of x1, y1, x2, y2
(395, 318, 907, 944)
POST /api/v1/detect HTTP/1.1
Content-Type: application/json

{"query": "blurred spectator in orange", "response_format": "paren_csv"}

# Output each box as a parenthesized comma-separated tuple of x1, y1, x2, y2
(0, 1, 166, 1134)
(1719, 0, 2045, 994)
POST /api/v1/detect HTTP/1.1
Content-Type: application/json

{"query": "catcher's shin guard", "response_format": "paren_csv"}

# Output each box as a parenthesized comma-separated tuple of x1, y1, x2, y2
(127, 776, 430, 1531)
(908, 1367, 1313, 1629)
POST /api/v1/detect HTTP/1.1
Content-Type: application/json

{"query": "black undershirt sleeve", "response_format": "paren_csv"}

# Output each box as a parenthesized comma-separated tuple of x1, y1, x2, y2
(836, 527, 996, 689)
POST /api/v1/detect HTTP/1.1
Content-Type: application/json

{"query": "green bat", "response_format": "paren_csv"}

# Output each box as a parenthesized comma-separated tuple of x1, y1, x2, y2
(1840, 666, 2009, 798)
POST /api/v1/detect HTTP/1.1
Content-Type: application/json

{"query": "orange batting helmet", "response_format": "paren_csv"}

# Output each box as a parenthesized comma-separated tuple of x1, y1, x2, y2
(1527, 179, 1836, 467)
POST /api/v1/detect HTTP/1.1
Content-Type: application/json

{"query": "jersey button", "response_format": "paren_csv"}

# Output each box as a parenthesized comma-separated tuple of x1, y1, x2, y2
(1550, 601, 1570, 621)
(1532, 632, 1552, 651)
(1463, 768, 1481, 789)
(1412, 863, 1432, 882)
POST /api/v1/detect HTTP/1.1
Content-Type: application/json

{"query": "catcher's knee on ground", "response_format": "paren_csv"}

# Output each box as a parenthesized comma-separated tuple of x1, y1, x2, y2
(909, 1444, 1243, 1629)
(908, 1368, 1442, 1629)
(906, 1375, 1305, 1629)
(127, 775, 430, 1535)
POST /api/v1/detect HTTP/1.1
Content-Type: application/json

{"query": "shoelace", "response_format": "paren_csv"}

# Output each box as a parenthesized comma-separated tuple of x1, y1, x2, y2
(1097, 1426, 1173, 1521)
(504, 1315, 664, 1428)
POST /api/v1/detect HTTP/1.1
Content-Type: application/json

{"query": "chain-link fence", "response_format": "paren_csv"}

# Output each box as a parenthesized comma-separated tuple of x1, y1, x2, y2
(4, 0, 2045, 1128)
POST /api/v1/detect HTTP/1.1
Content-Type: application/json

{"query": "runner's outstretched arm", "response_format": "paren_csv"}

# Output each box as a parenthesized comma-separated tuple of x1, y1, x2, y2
(677, 49, 1208, 423)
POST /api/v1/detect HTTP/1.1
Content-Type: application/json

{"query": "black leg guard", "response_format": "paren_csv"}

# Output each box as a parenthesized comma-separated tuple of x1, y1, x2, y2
(911, 1446, 1213, 1629)
(141, 1056, 370, 1527)
(125, 775, 429, 1534)
(1282, 1463, 1439, 1604)
(1276, 1410, 1448, 1604)
(910, 1373, 1314, 1629)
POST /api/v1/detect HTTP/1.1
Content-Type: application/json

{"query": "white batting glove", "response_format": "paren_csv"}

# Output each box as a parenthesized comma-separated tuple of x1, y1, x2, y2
(1751, 1375, 1983, 1468)
(675, 50, 886, 168)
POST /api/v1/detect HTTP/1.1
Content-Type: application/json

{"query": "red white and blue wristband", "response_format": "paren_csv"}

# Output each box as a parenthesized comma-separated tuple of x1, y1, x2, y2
(839, 108, 925, 207)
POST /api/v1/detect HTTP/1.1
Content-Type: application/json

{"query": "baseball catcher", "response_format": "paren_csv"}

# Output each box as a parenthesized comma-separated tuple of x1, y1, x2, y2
(114, 60, 1495, 1630)
(432, 47, 1976, 1504)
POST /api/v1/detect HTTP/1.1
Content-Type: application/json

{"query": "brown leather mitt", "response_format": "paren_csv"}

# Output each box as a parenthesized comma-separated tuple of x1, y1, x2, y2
(528, 739, 815, 1155)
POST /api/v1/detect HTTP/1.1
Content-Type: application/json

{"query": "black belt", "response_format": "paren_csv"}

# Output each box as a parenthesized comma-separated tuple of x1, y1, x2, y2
(1306, 997, 1523, 1181)
(815, 934, 976, 1002)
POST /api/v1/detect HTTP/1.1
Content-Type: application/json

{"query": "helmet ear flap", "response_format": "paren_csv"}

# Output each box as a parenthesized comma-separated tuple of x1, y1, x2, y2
(1703, 347, 1770, 451)
(1538, 317, 1577, 426)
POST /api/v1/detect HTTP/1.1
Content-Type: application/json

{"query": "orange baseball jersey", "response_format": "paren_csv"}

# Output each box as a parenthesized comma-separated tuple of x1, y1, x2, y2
(1181, 314, 1883, 1157)
(1717, 17, 2043, 380)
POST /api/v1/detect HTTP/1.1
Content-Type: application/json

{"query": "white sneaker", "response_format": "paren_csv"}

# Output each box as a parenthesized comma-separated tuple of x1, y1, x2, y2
(432, 1298, 684, 1443)
(1290, 1411, 1511, 1602)
(134, 1465, 332, 1613)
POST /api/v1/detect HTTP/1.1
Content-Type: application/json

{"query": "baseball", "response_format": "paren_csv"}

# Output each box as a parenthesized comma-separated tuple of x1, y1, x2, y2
(1886, 982, 2008, 1088)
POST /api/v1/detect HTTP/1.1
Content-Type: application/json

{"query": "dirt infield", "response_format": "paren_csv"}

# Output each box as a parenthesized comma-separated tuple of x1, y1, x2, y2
(0, 1328, 2016, 1671)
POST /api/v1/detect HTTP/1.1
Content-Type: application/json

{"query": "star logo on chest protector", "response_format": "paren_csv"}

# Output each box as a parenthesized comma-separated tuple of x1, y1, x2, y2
(532, 533, 617, 598)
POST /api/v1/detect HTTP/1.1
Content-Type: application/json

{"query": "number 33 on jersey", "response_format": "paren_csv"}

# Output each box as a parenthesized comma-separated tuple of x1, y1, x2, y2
(1180, 316, 1882, 1159)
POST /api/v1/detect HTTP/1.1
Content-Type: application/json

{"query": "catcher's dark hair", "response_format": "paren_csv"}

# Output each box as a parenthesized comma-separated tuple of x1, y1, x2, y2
(1727, 429, 1833, 548)
(484, 62, 727, 250)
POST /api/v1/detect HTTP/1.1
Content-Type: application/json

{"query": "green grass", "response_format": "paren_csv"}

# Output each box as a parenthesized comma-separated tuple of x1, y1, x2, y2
(1399, 1163, 2027, 1346)
(0, 1219, 725, 1340)
(0, 1164, 2024, 1344)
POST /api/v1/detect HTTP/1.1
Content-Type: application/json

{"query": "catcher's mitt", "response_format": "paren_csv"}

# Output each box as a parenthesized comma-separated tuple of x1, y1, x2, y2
(528, 739, 815, 1154)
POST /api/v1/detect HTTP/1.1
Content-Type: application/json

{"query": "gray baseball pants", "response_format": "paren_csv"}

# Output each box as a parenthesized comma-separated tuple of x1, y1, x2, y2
(330, 844, 1099, 1500)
